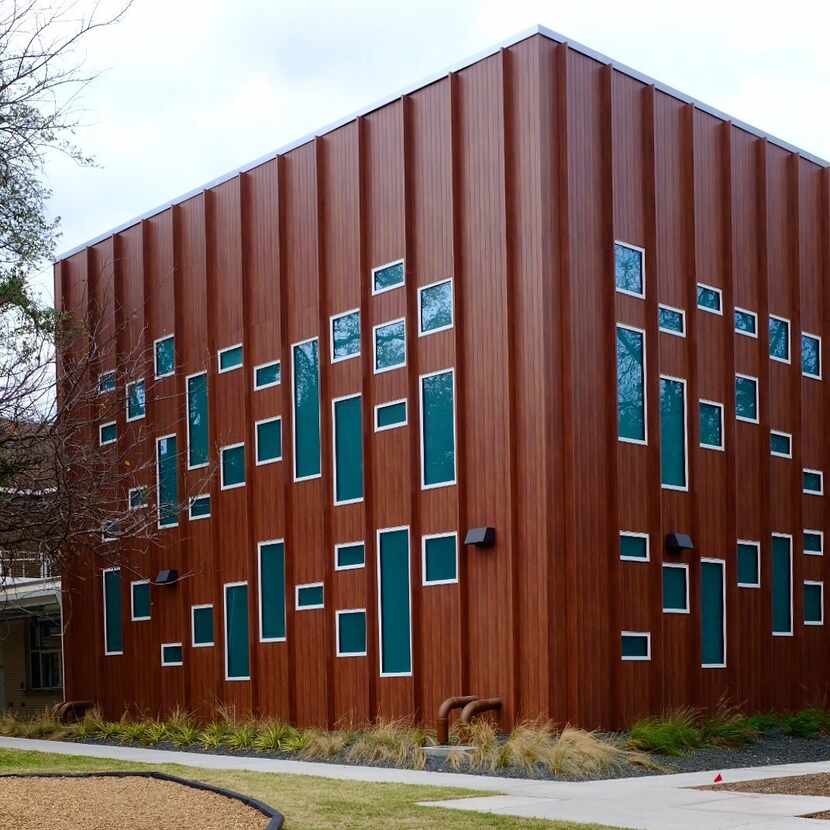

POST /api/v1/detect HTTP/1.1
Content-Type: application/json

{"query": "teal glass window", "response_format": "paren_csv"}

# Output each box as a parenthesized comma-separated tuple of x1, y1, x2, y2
(374, 319, 406, 373)
(186, 372, 209, 468)
(737, 541, 760, 587)
(619, 533, 648, 561)
(735, 375, 758, 423)
(768, 316, 790, 363)
(333, 395, 363, 504)
(337, 610, 367, 656)
(699, 401, 723, 450)
(102, 519, 120, 542)
(804, 530, 823, 556)
(660, 377, 687, 490)
(616, 325, 646, 443)
(802, 333, 821, 379)
(254, 361, 281, 390)
(154, 335, 175, 378)
(423, 534, 457, 585)
(620, 632, 649, 660)
(296, 583, 324, 610)
(126, 379, 145, 421)
(804, 582, 824, 625)
(220, 444, 245, 489)
(658, 305, 685, 336)
(156, 434, 178, 528)
(189, 495, 210, 520)
(375, 400, 407, 431)
(701, 560, 725, 665)
(770, 431, 792, 458)
(161, 643, 183, 666)
(662, 565, 688, 613)
(103, 569, 123, 655)
(421, 369, 456, 488)
(129, 486, 148, 510)
(99, 370, 116, 394)
(614, 242, 644, 297)
(292, 338, 321, 480)
(772, 535, 792, 635)
(99, 421, 117, 445)
(803, 469, 824, 495)
(735, 308, 757, 337)
(419, 279, 453, 335)
(335, 542, 365, 571)
(378, 528, 412, 675)
(372, 259, 405, 294)
(131, 581, 151, 621)
(696, 283, 722, 314)
(218, 344, 243, 373)
(258, 541, 286, 641)
(192, 605, 214, 646)
(256, 418, 282, 465)
(225, 583, 250, 680)
(331, 310, 361, 362)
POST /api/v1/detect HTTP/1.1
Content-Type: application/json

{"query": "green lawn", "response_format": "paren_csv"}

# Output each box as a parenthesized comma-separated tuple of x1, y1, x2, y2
(0, 747, 624, 830)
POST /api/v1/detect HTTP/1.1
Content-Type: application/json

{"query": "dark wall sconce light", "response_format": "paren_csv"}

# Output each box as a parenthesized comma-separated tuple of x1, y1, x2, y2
(155, 569, 179, 585)
(665, 533, 694, 555)
(464, 527, 496, 548)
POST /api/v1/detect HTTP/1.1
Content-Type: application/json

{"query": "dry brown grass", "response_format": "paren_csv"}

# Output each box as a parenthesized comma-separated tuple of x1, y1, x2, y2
(345, 718, 433, 769)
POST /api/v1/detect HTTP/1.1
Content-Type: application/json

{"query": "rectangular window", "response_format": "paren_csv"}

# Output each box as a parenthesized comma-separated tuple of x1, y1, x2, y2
(372, 259, 405, 295)
(331, 309, 361, 362)
(192, 605, 214, 647)
(699, 400, 724, 451)
(254, 361, 281, 390)
(770, 430, 792, 459)
(614, 242, 645, 298)
(332, 394, 363, 505)
(804, 582, 824, 626)
(296, 582, 324, 610)
(660, 376, 687, 491)
(375, 399, 407, 431)
(735, 308, 758, 337)
(804, 529, 824, 556)
(772, 533, 793, 636)
(255, 417, 282, 465)
(422, 533, 458, 585)
(658, 305, 685, 337)
(802, 333, 822, 379)
(126, 379, 146, 422)
(99, 421, 117, 446)
(662, 564, 689, 613)
(619, 532, 649, 562)
(101, 519, 120, 543)
(220, 443, 246, 490)
(258, 540, 286, 642)
(102, 568, 123, 656)
(616, 325, 646, 444)
(803, 469, 824, 495)
(697, 283, 722, 314)
(186, 372, 209, 469)
(188, 494, 211, 520)
(768, 315, 790, 363)
(224, 582, 250, 680)
(735, 374, 759, 423)
(292, 337, 321, 481)
(335, 541, 365, 571)
(336, 609, 367, 657)
(377, 527, 412, 676)
(737, 540, 760, 587)
(701, 559, 726, 667)
(98, 370, 116, 394)
(128, 486, 148, 510)
(373, 318, 406, 373)
(418, 279, 454, 335)
(620, 631, 650, 661)
(218, 343, 243, 373)
(28, 617, 61, 691)
(161, 643, 183, 667)
(130, 580, 151, 621)
(154, 335, 175, 378)
(156, 434, 178, 528)
(420, 369, 456, 489)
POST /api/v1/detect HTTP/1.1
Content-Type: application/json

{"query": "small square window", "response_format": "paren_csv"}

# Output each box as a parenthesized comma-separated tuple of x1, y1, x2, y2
(768, 316, 790, 363)
(375, 399, 407, 431)
(254, 361, 281, 390)
(614, 242, 645, 298)
(189, 494, 211, 520)
(372, 259, 405, 294)
(699, 401, 724, 450)
(101, 519, 120, 543)
(662, 564, 689, 613)
(373, 318, 406, 373)
(154, 335, 175, 378)
(98, 370, 116, 394)
(619, 532, 649, 562)
(770, 430, 792, 459)
(802, 333, 822, 380)
(419, 279, 454, 335)
(803, 469, 824, 495)
(804, 582, 824, 626)
(331, 309, 361, 362)
(804, 530, 824, 556)
(220, 444, 246, 490)
(697, 283, 722, 314)
(255, 418, 282, 465)
(218, 344, 243, 373)
(335, 542, 365, 571)
(161, 643, 183, 666)
(658, 305, 685, 337)
(621, 631, 650, 661)
(296, 582, 324, 610)
(735, 374, 758, 423)
(99, 421, 117, 446)
(737, 540, 760, 588)
(735, 308, 758, 337)
(192, 605, 214, 647)
(422, 533, 458, 585)
(126, 379, 146, 422)
(131, 581, 151, 621)
(128, 486, 148, 510)
(336, 609, 367, 657)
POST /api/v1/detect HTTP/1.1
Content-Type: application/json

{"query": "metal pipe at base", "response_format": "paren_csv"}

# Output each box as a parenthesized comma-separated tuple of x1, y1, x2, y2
(436, 695, 479, 745)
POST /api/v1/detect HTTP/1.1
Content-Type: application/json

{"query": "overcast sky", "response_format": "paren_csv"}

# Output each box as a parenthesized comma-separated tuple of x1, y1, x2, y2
(41, 0, 830, 302)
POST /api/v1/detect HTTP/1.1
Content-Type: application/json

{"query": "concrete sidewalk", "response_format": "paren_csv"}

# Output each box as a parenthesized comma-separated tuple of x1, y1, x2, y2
(3, 736, 830, 828)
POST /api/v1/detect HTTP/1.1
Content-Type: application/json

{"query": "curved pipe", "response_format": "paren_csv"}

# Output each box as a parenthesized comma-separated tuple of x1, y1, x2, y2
(459, 697, 503, 728)
(436, 695, 479, 745)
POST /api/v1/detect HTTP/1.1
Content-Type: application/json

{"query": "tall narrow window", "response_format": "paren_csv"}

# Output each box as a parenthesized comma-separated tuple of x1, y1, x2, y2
(330, 309, 361, 362)
(768, 315, 790, 363)
(126, 379, 145, 422)
(258, 540, 286, 642)
(373, 319, 406, 373)
(186, 372, 209, 469)
(802, 333, 822, 380)
(772, 534, 793, 636)
(418, 279, 454, 335)
(735, 374, 758, 423)
(102, 568, 123, 656)
(420, 369, 456, 489)
(701, 559, 725, 667)
(224, 582, 250, 680)
(332, 394, 363, 504)
(660, 376, 687, 490)
(156, 434, 178, 528)
(616, 325, 646, 444)
(377, 527, 411, 676)
(614, 242, 644, 298)
(292, 337, 321, 481)
(154, 335, 175, 378)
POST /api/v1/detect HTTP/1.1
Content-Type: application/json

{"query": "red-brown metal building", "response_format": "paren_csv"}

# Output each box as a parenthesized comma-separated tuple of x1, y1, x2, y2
(55, 25, 830, 730)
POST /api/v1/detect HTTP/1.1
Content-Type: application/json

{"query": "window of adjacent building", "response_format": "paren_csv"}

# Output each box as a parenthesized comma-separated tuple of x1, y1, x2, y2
(378, 526, 412, 676)
(734, 307, 758, 337)
(803, 469, 824, 495)
(614, 242, 645, 298)
(735, 374, 759, 423)
(804, 582, 824, 626)
(103, 568, 123, 656)
(218, 343, 243, 373)
(161, 643, 183, 667)
(224, 582, 250, 680)
(331, 309, 361, 363)
(375, 399, 407, 432)
(156, 434, 178, 528)
(192, 605, 214, 647)
(658, 305, 685, 337)
(98, 370, 116, 394)
(258, 540, 286, 642)
(737, 540, 760, 588)
(154, 335, 175, 378)
(770, 430, 792, 459)
(804, 529, 824, 556)
(699, 400, 724, 451)
(419, 279, 454, 336)
(616, 325, 646, 444)
(660, 376, 687, 491)
(220, 443, 245, 490)
(372, 259, 405, 295)
(28, 617, 62, 691)
(296, 582, 324, 610)
(99, 421, 117, 446)
(186, 372, 209, 469)
(101, 519, 120, 543)
(130, 580, 151, 622)
(254, 361, 281, 390)
(802, 333, 822, 380)
(620, 631, 650, 661)
(422, 533, 458, 586)
(772, 533, 793, 636)
(188, 494, 211, 521)
(619, 532, 649, 562)
(126, 379, 146, 422)
(255, 417, 282, 466)
(373, 318, 406, 374)
(292, 338, 321, 481)
(335, 541, 365, 571)
(336, 609, 368, 657)
(701, 559, 726, 667)
(662, 564, 689, 614)
(420, 369, 456, 489)
(768, 315, 790, 363)
(697, 283, 722, 314)
(128, 486, 148, 511)
(332, 395, 363, 504)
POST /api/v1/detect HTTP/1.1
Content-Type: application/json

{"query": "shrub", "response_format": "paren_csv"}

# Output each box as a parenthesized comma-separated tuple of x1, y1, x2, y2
(253, 721, 299, 752)
(628, 708, 702, 756)
(784, 708, 830, 738)
(746, 711, 786, 733)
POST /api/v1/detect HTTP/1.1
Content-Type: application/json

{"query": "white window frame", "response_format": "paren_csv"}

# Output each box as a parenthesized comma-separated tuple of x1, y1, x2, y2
(771, 532, 794, 637)
(662, 563, 690, 614)
(737, 539, 761, 588)
(128, 486, 148, 511)
(99, 420, 117, 446)
(153, 334, 175, 379)
(734, 307, 758, 338)
(804, 529, 824, 557)
(372, 317, 407, 375)
(330, 308, 361, 364)
(255, 416, 283, 466)
(155, 433, 179, 530)
(102, 567, 123, 656)
(804, 580, 825, 626)
(376, 525, 413, 678)
(699, 399, 725, 451)
(735, 373, 759, 424)
(614, 241, 646, 300)
(295, 581, 324, 611)
(371, 257, 405, 296)
(658, 304, 685, 338)
(188, 494, 211, 521)
(257, 539, 287, 643)
(803, 468, 825, 496)
(335, 608, 368, 657)
(697, 282, 723, 315)
(191, 604, 214, 648)
(335, 541, 366, 572)
(768, 314, 791, 365)
(217, 342, 244, 374)
(419, 368, 457, 490)
(701, 557, 727, 667)
(659, 374, 689, 493)
(98, 369, 116, 395)
(185, 371, 209, 471)
(770, 429, 793, 460)
(374, 398, 408, 432)
(160, 642, 183, 667)
(619, 531, 649, 563)
(101, 519, 119, 543)
(422, 531, 459, 586)
(220, 442, 246, 490)
(253, 360, 281, 390)
(802, 332, 822, 380)
(130, 579, 151, 622)
(616, 323, 648, 446)
(331, 393, 363, 506)
(291, 336, 322, 483)
(620, 630, 651, 662)
(125, 378, 146, 422)
(223, 580, 250, 681)
(418, 278, 454, 337)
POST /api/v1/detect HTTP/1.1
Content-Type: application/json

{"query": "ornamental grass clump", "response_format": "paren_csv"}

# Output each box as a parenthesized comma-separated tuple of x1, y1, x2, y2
(345, 719, 432, 769)
(783, 708, 830, 739)
(225, 721, 259, 751)
(700, 703, 758, 747)
(198, 721, 230, 751)
(628, 707, 703, 756)
(299, 728, 353, 759)
(253, 720, 300, 752)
